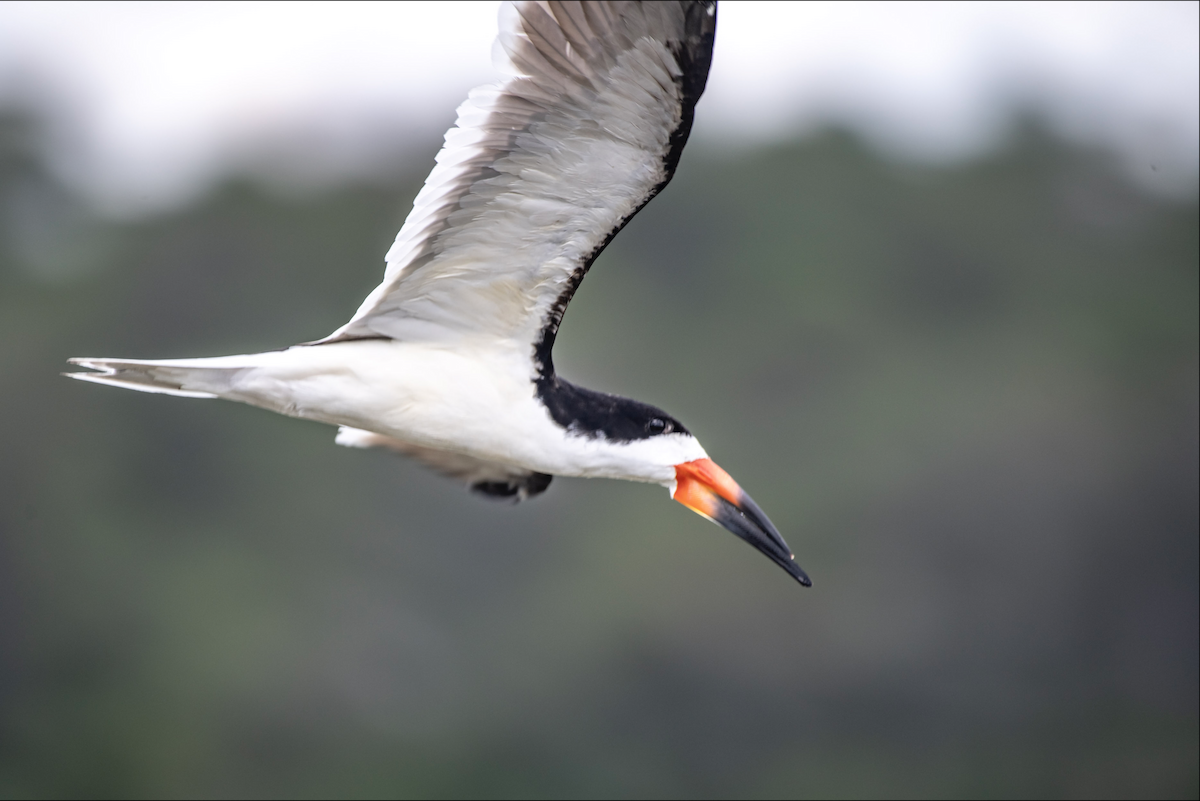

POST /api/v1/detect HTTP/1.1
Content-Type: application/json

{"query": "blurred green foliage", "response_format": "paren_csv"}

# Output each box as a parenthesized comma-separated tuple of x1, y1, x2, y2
(0, 105, 1196, 798)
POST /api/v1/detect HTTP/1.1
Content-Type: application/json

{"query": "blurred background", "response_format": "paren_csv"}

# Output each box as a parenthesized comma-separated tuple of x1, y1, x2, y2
(0, 1, 1196, 797)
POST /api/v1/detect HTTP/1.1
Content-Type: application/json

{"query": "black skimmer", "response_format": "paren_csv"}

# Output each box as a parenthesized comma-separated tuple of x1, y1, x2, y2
(66, 1, 811, 586)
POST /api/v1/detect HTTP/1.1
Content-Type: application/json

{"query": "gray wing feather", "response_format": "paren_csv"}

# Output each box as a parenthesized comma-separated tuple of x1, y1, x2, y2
(320, 1, 716, 349)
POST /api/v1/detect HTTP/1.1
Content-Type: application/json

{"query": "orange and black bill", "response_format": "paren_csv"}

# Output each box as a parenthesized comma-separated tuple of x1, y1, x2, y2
(673, 459, 811, 586)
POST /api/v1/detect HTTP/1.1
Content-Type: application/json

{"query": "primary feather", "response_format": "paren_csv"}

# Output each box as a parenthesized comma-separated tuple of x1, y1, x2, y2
(322, 0, 716, 350)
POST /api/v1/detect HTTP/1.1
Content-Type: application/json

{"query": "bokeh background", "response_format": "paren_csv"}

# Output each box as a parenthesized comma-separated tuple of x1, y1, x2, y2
(1, 2, 1197, 798)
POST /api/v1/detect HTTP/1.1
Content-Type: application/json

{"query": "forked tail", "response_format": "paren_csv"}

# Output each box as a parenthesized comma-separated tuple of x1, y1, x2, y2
(64, 356, 250, 399)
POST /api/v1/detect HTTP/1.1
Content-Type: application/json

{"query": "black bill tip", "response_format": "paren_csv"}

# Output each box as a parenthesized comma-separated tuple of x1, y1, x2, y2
(713, 493, 812, 587)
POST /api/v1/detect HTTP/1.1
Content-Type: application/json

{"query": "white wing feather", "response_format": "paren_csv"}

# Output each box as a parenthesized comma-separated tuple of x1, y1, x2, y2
(321, 1, 709, 349)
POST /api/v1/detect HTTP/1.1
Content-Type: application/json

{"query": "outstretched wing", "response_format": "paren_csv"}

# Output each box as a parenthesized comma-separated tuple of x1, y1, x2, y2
(335, 427, 553, 502)
(320, 0, 716, 364)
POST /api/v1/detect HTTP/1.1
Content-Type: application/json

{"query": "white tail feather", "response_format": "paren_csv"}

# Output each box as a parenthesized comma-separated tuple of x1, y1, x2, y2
(64, 357, 248, 399)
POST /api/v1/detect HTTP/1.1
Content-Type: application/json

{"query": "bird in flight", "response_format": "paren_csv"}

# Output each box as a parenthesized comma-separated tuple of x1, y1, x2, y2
(66, 1, 811, 586)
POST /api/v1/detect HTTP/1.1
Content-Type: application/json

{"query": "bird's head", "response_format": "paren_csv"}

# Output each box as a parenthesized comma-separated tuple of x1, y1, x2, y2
(541, 382, 809, 585)
(564, 402, 809, 586)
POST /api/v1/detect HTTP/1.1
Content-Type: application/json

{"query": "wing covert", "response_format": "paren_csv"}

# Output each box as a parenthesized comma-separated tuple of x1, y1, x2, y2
(321, 1, 716, 358)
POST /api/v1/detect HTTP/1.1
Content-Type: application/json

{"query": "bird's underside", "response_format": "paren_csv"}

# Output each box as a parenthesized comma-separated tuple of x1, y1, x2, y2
(335, 426, 553, 502)
(66, 1, 813, 585)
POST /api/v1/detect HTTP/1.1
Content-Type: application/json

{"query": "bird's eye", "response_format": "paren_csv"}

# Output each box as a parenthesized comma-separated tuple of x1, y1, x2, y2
(648, 418, 671, 434)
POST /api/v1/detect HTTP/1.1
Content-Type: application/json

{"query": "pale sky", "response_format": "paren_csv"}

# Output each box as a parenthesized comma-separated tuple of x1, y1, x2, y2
(1, 1, 1196, 213)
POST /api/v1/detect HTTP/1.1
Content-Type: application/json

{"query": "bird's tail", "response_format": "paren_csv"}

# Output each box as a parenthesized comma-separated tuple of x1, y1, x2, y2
(64, 356, 253, 399)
